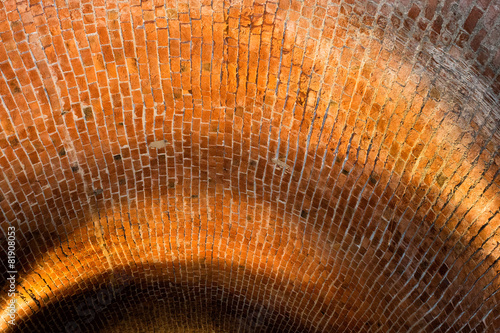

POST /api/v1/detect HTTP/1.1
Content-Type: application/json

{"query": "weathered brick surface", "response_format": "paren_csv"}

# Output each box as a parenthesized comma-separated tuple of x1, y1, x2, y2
(0, 0, 499, 332)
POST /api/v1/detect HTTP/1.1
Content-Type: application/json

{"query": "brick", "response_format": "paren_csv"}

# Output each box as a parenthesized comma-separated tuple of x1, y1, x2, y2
(463, 6, 483, 34)
(408, 4, 421, 20)
(470, 28, 487, 52)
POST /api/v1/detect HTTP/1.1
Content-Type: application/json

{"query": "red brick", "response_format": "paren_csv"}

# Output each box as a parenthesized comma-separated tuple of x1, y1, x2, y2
(470, 28, 487, 51)
(407, 4, 421, 20)
(463, 6, 483, 34)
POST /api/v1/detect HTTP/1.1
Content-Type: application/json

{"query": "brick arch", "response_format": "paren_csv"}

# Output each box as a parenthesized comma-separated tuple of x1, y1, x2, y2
(0, 0, 499, 332)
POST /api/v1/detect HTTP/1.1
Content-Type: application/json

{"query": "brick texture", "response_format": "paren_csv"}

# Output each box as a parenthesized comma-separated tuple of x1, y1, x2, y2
(0, 0, 499, 332)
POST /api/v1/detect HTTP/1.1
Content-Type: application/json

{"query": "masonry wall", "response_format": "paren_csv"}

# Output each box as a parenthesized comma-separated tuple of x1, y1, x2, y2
(0, 0, 499, 332)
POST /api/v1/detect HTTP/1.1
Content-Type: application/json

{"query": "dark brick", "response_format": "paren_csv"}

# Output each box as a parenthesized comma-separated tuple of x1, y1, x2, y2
(408, 4, 421, 20)
(463, 6, 483, 34)
(470, 29, 487, 51)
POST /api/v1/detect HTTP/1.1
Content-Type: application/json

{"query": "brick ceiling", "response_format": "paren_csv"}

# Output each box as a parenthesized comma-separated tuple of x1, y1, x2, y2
(0, 0, 499, 332)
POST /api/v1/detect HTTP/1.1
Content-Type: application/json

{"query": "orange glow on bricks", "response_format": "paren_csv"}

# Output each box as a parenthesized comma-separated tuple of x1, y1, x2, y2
(0, 0, 499, 332)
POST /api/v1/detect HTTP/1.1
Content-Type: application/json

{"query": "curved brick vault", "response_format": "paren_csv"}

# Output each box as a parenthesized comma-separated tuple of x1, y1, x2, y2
(0, 0, 499, 332)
